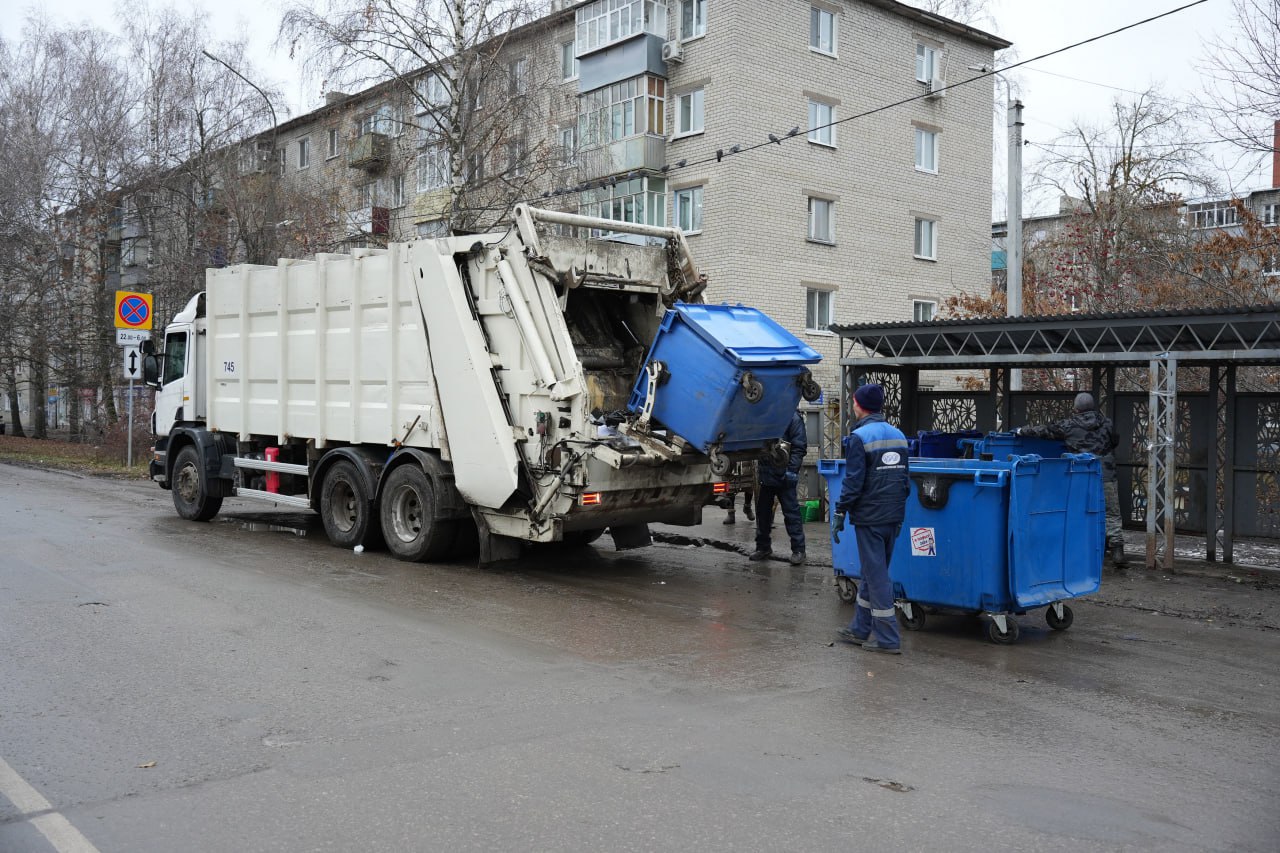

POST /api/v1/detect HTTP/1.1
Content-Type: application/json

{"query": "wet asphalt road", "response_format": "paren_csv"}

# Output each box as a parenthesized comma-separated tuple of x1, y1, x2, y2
(1, 463, 1277, 852)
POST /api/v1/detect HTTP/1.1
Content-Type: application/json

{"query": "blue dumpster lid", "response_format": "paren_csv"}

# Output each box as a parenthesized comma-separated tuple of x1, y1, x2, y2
(668, 303, 822, 365)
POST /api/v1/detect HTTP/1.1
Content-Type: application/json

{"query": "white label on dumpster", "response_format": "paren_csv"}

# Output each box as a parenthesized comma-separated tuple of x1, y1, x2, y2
(910, 527, 936, 557)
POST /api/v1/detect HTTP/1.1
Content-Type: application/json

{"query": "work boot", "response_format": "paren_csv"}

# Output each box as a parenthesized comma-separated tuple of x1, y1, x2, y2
(743, 502, 755, 521)
(860, 639, 902, 655)
(789, 551, 805, 566)
(723, 510, 736, 525)
(749, 549, 772, 561)
(836, 628, 868, 645)
(1110, 541, 1129, 567)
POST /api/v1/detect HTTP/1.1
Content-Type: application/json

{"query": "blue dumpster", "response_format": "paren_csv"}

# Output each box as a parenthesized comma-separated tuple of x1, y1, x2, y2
(916, 429, 983, 458)
(819, 454, 1104, 643)
(628, 303, 821, 454)
(965, 430, 1068, 460)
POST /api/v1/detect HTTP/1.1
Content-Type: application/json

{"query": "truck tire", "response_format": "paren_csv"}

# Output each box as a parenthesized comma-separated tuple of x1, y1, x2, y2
(380, 464, 458, 562)
(320, 460, 378, 549)
(172, 445, 223, 522)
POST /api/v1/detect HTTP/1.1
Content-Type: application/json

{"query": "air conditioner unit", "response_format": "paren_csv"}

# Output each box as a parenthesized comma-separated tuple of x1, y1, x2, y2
(925, 78, 946, 99)
(661, 41, 684, 63)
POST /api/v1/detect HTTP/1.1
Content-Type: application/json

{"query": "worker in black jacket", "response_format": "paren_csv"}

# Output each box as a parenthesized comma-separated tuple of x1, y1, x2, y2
(750, 410, 808, 566)
(1018, 392, 1127, 565)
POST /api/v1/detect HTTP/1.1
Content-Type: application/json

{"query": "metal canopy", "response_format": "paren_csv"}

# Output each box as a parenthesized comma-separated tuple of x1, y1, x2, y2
(830, 303, 1280, 571)
(833, 304, 1280, 368)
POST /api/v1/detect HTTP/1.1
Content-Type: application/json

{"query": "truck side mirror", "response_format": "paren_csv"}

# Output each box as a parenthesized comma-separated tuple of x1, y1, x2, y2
(139, 338, 155, 355)
(142, 353, 162, 388)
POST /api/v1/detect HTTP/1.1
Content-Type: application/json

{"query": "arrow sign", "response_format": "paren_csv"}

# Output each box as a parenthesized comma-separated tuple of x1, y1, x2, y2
(123, 346, 142, 380)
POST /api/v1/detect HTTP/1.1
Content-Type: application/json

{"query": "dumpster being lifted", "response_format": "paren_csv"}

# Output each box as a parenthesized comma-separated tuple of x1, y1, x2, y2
(819, 454, 1104, 644)
(627, 303, 821, 475)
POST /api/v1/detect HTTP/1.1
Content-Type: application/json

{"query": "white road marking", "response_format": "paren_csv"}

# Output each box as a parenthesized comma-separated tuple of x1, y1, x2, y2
(0, 756, 101, 853)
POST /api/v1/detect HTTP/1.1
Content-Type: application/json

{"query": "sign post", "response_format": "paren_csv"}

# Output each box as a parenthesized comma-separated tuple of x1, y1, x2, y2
(114, 291, 153, 468)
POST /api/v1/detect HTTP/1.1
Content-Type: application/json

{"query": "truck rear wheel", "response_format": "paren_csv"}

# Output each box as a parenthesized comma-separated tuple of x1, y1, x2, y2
(381, 465, 457, 562)
(320, 460, 378, 549)
(172, 445, 223, 522)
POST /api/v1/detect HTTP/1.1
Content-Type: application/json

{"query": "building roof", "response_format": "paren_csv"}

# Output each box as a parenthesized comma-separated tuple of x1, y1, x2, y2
(831, 303, 1280, 368)
(861, 0, 1012, 49)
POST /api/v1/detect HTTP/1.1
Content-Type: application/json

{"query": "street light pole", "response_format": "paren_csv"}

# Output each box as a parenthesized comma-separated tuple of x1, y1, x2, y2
(1007, 97, 1024, 391)
(971, 64, 1025, 392)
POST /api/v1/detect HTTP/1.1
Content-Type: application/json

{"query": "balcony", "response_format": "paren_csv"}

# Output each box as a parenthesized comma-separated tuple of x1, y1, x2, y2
(578, 134, 665, 180)
(347, 132, 390, 171)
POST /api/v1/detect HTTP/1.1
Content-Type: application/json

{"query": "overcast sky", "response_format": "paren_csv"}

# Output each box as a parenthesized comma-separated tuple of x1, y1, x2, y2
(5, 0, 1270, 216)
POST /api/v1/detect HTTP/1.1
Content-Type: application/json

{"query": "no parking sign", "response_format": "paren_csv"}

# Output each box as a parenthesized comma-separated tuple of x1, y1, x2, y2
(114, 290, 153, 330)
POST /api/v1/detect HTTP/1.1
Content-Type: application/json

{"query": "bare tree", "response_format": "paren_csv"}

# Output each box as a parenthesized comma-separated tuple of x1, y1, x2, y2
(1198, 0, 1280, 160)
(280, 0, 563, 233)
(908, 0, 995, 27)
(1027, 90, 1218, 312)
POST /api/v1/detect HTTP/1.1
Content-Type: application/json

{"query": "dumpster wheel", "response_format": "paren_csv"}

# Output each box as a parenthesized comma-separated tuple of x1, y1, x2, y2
(799, 369, 822, 402)
(896, 602, 926, 631)
(986, 615, 1020, 644)
(835, 577, 857, 603)
(741, 372, 765, 404)
(1045, 603, 1074, 631)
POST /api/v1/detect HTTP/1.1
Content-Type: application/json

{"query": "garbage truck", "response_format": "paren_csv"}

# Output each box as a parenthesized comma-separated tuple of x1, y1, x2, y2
(143, 205, 819, 564)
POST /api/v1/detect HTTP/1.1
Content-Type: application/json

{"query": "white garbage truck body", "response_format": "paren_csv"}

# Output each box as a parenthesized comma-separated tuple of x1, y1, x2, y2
(145, 206, 716, 563)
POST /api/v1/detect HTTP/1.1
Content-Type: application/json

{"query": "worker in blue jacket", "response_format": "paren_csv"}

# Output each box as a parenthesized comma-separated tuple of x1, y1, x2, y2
(833, 383, 911, 654)
(750, 410, 808, 566)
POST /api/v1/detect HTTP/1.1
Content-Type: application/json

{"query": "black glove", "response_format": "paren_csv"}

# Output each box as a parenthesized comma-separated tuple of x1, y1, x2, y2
(832, 512, 846, 544)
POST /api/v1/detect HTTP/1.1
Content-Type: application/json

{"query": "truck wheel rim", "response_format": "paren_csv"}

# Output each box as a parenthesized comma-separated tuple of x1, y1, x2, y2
(332, 481, 358, 533)
(176, 464, 200, 502)
(389, 485, 423, 543)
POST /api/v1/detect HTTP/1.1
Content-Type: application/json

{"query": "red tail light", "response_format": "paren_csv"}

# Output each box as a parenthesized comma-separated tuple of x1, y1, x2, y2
(712, 482, 730, 495)
(579, 492, 602, 506)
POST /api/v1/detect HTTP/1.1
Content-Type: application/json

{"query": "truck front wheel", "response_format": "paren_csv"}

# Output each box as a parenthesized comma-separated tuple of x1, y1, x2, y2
(381, 465, 457, 562)
(172, 445, 223, 522)
(320, 460, 378, 549)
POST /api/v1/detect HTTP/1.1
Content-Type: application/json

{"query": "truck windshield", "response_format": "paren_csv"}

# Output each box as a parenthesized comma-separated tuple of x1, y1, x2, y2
(162, 332, 187, 385)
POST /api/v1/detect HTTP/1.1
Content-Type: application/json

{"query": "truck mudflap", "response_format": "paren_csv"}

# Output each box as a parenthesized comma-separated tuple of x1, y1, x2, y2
(164, 426, 234, 496)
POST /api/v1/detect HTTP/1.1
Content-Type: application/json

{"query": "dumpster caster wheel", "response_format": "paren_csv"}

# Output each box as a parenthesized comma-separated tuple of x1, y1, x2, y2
(741, 372, 765, 404)
(709, 451, 732, 477)
(1045, 604, 1074, 631)
(897, 603, 926, 631)
(836, 577, 857, 603)
(799, 369, 822, 402)
(987, 617, 1019, 645)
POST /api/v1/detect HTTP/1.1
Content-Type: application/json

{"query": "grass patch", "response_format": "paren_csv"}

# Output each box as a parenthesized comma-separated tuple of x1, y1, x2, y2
(0, 435, 147, 478)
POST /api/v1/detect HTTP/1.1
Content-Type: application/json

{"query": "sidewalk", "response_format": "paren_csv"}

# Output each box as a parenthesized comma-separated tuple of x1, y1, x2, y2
(654, 505, 1279, 577)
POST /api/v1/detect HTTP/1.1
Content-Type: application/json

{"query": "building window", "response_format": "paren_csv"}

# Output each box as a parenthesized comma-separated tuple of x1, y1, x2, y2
(561, 40, 578, 80)
(509, 57, 528, 95)
(806, 288, 834, 331)
(418, 73, 450, 112)
(1190, 202, 1239, 229)
(390, 174, 405, 207)
(417, 219, 448, 238)
(358, 182, 375, 209)
(680, 0, 706, 39)
(916, 43, 938, 83)
(1262, 203, 1278, 226)
(913, 299, 937, 322)
(1263, 254, 1279, 276)
(327, 128, 339, 158)
(559, 126, 578, 165)
(915, 128, 938, 172)
(914, 217, 938, 260)
(580, 176, 666, 229)
(808, 100, 835, 147)
(467, 152, 485, 185)
(417, 146, 449, 192)
(576, 0, 668, 55)
(808, 197, 834, 243)
(506, 137, 527, 178)
(674, 185, 703, 233)
(676, 88, 704, 136)
(296, 137, 310, 169)
(810, 6, 837, 54)
(578, 75, 665, 148)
